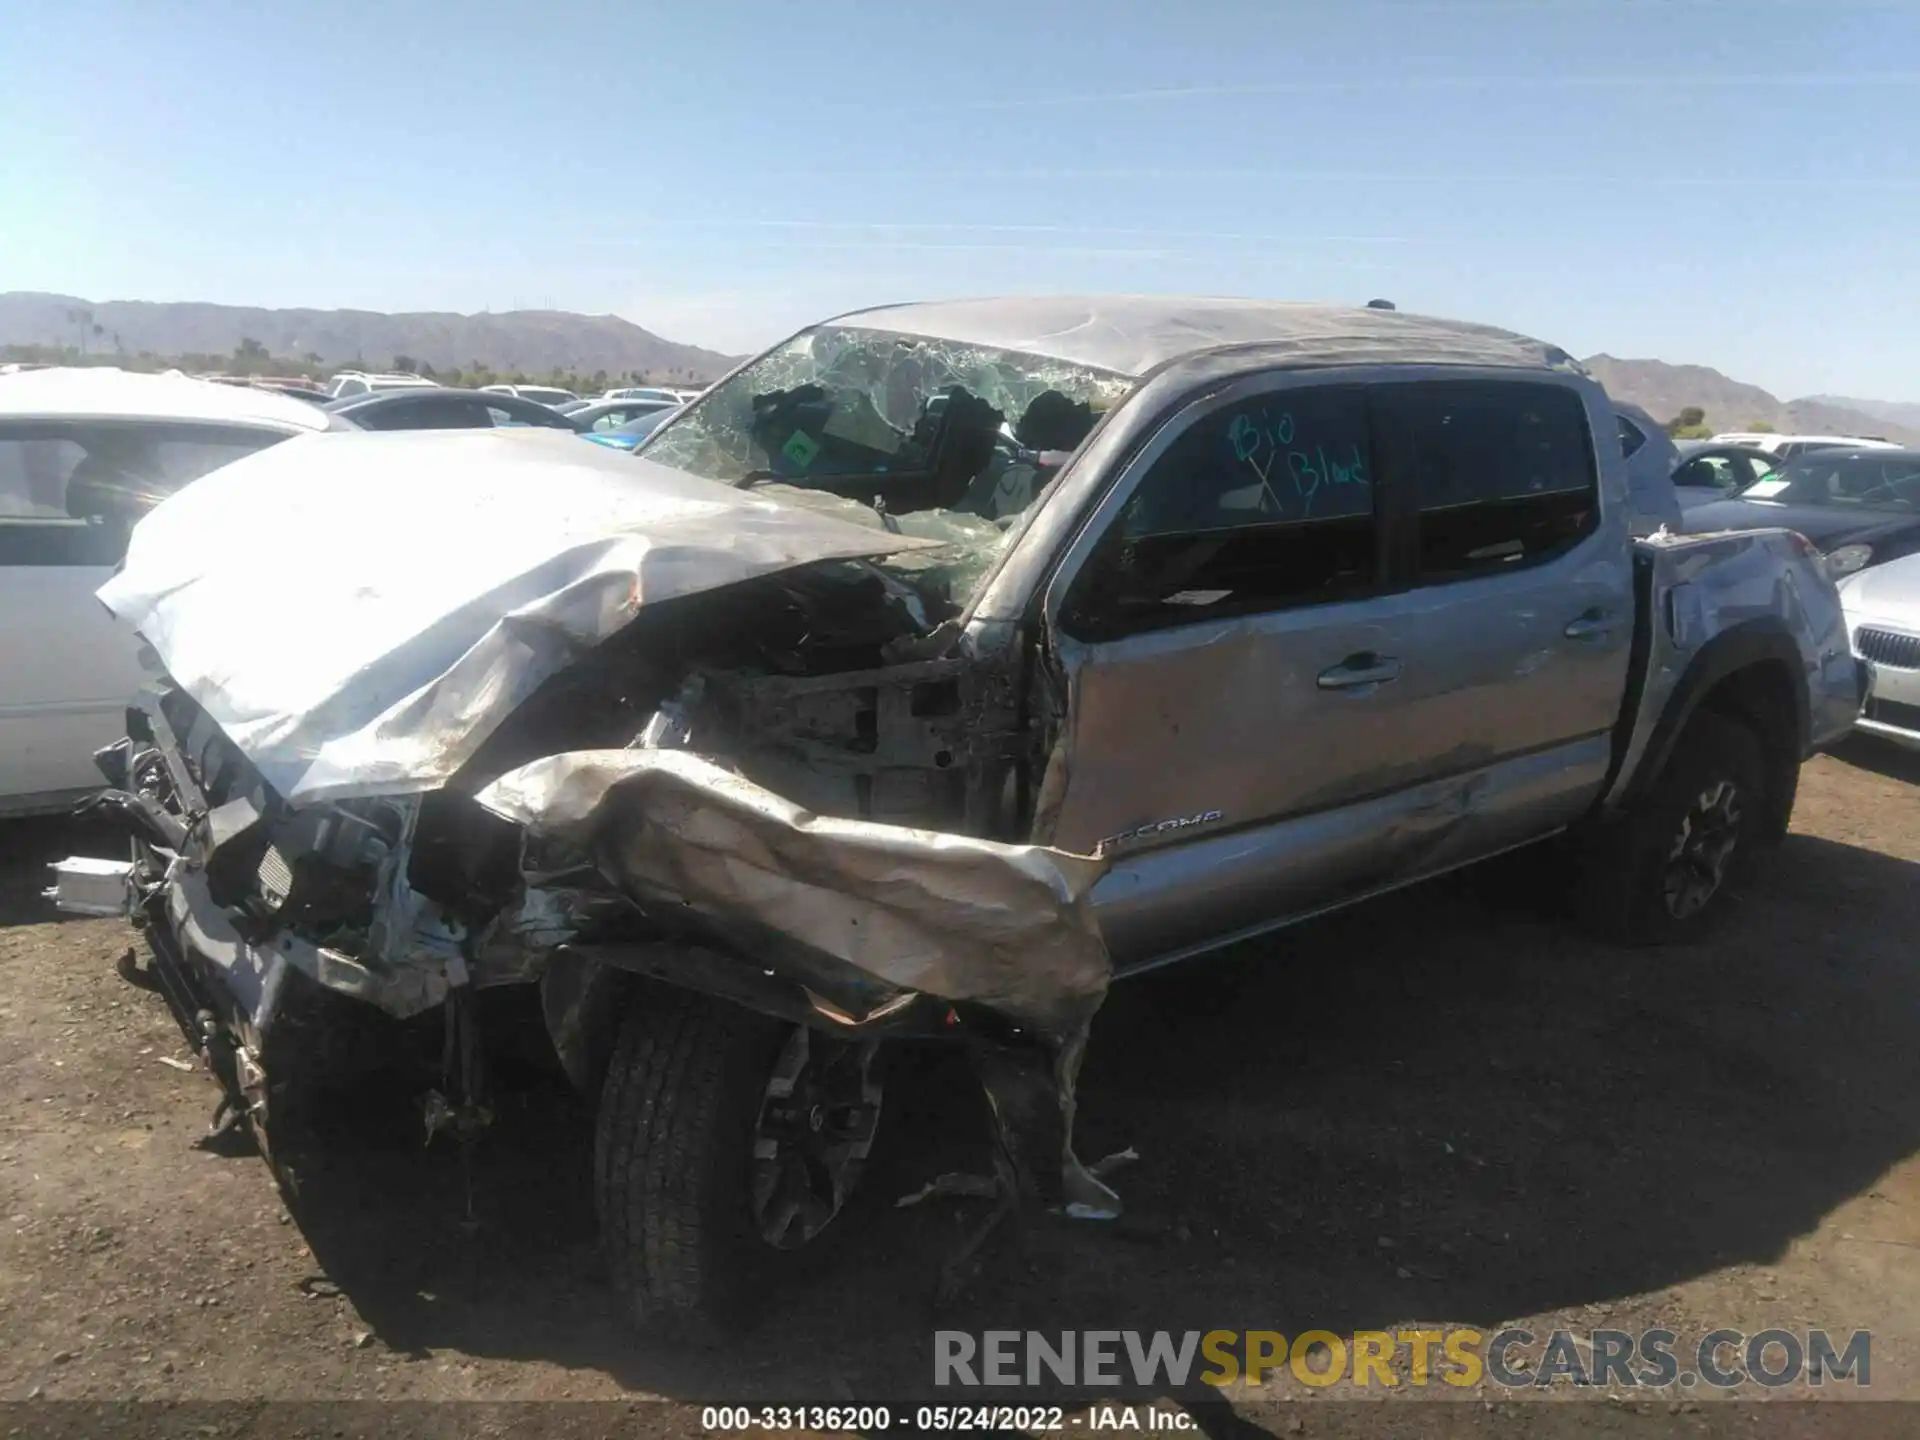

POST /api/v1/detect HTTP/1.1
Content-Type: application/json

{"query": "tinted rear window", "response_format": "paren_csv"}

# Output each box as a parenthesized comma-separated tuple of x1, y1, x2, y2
(1376, 381, 1598, 582)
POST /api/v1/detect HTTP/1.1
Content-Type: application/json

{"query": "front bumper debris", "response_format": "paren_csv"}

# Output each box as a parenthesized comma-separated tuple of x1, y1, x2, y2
(67, 677, 1128, 1219)
(44, 856, 136, 917)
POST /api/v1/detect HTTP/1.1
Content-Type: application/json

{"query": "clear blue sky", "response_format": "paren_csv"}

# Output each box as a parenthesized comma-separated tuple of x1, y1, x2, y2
(4, 0, 1917, 399)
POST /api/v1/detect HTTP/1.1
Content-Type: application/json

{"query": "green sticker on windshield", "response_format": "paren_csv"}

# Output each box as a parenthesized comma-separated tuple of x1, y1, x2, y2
(782, 430, 820, 470)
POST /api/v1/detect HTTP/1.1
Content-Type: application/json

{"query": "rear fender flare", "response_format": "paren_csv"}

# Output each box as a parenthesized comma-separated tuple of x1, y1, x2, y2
(1618, 616, 1808, 812)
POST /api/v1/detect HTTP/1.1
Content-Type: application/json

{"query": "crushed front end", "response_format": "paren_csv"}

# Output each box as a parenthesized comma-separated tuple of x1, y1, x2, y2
(55, 681, 501, 1142)
(55, 576, 1113, 1222)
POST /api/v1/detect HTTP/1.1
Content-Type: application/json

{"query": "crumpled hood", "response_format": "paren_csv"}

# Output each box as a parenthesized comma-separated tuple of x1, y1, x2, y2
(98, 428, 928, 805)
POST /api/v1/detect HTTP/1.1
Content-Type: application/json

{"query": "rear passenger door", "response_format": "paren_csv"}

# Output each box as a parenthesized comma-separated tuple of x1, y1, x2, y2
(1363, 377, 1633, 839)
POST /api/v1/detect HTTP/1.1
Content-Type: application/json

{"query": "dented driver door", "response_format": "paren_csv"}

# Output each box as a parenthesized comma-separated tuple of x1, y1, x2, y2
(1041, 379, 1429, 971)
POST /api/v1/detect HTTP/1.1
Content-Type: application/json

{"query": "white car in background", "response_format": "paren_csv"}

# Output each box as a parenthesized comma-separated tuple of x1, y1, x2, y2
(1840, 551, 1920, 750)
(326, 371, 438, 399)
(0, 368, 341, 814)
(1709, 431, 1899, 461)
(598, 385, 694, 405)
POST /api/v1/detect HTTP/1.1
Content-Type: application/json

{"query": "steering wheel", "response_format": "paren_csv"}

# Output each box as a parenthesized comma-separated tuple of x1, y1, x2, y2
(1852, 480, 1915, 508)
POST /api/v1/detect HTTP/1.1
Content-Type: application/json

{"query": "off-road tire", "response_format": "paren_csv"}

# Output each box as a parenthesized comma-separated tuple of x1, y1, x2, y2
(1573, 711, 1768, 946)
(595, 987, 885, 1340)
(594, 987, 787, 1339)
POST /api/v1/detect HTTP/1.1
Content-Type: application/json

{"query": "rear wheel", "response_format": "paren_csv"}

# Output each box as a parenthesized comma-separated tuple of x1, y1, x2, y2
(1574, 711, 1767, 945)
(593, 986, 884, 1338)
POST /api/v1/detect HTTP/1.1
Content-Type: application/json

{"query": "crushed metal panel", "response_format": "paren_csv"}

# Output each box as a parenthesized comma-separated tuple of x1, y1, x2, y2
(96, 429, 936, 805)
(694, 651, 1025, 832)
(473, 747, 1111, 1040)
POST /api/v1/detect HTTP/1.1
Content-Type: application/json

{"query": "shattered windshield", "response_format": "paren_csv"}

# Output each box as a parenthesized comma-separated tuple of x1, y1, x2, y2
(637, 324, 1133, 601)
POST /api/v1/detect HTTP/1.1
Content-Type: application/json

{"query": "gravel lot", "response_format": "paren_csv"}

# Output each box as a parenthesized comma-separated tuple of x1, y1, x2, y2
(2, 739, 1917, 1436)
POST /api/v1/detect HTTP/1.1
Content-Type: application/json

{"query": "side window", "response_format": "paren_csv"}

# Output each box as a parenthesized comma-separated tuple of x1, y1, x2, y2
(592, 411, 626, 432)
(1617, 414, 1647, 458)
(1733, 455, 1777, 488)
(1061, 385, 1375, 639)
(338, 378, 368, 397)
(403, 399, 491, 430)
(1676, 455, 1738, 491)
(0, 436, 85, 519)
(1375, 381, 1597, 583)
(1672, 458, 1712, 490)
(0, 424, 283, 567)
(501, 404, 573, 430)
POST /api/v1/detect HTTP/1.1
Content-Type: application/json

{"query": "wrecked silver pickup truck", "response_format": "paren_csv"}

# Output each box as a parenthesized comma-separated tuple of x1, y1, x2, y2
(56, 297, 1864, 1335)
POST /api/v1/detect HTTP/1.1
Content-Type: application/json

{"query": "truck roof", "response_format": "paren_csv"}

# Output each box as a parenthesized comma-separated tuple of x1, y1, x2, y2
(830, 295, 1576, 380)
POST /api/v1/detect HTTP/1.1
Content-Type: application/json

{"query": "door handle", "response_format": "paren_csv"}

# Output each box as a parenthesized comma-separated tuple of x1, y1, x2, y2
(1317, 653, 1403, 690)
(1564, 611, 1618, 640)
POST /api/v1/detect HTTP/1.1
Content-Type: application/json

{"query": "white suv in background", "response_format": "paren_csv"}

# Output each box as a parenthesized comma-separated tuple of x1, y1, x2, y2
(1709, 431, 1898, 460)
(326, 371, 439, 399)
(1839, 550, 1920, 751)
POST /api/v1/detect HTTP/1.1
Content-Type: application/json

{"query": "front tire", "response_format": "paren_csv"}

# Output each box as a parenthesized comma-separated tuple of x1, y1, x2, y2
(593, 986, 883, 1338)
(1574, 711, 1768, 946)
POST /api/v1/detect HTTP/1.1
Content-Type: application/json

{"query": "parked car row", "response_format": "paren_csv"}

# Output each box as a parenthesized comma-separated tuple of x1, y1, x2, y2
(480, 382, 581, 407)
(1646, 425, 1920, 750)
(320, 374, 705, 408)
(322, 386, 585, 432)
(1706, 430, 1897, 460)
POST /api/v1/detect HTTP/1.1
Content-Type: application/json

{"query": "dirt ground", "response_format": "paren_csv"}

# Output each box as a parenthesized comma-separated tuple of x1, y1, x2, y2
(2, 739, 1918, 1437)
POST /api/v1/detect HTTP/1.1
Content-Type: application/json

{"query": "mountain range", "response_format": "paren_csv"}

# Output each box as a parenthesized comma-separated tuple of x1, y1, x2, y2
(0, 292, 740, 381)
(1580, 356, 1920, 447)
(4, 291, 1914, 444)
(1803, 395, 1920, 436)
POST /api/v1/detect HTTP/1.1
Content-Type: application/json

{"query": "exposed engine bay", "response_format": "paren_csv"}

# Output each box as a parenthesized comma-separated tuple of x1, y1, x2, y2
(67, 325, 1142, 1252)
(114, 545, 1042, 1015)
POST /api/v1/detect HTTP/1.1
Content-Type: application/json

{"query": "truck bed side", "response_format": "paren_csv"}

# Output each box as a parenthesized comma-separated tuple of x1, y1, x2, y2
(1602, 528, 1862, 814)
